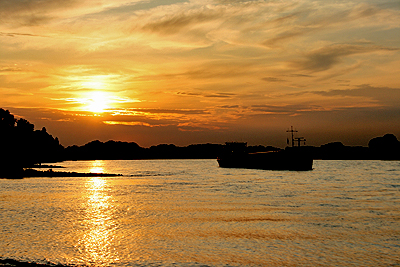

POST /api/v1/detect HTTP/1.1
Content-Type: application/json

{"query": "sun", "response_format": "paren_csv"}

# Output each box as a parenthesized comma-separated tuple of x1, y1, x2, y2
(86, 91, 109, 113)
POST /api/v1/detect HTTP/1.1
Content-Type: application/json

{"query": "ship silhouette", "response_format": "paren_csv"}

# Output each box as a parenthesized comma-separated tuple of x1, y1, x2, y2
(217, 127, 313, 171)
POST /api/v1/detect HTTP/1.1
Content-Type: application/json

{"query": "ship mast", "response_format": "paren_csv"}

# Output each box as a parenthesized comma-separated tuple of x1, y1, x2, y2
(286, 126, 298, 147)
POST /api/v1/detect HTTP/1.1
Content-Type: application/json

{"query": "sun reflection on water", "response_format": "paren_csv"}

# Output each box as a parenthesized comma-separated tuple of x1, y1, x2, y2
(77, 162, 119, 266)
(90, 160, 105, 174)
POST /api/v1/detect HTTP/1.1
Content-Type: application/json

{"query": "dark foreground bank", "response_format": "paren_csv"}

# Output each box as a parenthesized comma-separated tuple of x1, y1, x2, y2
(0, 258, 72, 267)
(1, 168, 122, 179)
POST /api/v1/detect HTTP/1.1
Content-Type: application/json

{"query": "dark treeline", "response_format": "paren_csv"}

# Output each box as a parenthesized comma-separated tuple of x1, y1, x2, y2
(64, 141, 224, 160)
(1, 108, 400, 177)
(64, 141, 281, 160)
(0, 108, 64, 177)
(309, 134, 400, 160)
(63, 135, 400, 161)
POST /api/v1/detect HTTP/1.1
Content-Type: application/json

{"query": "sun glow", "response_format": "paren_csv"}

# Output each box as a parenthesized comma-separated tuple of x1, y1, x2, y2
(82, 81, 105, 90)
(86, 91, 109, 113)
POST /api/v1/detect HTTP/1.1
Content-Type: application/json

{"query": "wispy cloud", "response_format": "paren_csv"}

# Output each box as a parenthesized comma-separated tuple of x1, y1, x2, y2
(262, 77, 287, 82)
(291, 44, 398, 72)
(140, 7, 223, 35)
(0, 0, 82, 26)
(313, 84, 400, 106)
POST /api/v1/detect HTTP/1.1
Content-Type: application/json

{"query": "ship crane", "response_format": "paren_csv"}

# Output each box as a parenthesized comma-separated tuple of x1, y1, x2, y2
(286, 126, 298, 147)
(286, 126, 307, 147)
(294, 137, 306, 147)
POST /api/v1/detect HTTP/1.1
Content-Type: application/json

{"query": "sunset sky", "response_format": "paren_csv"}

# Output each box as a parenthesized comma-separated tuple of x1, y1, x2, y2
(1, 0, 399, 148)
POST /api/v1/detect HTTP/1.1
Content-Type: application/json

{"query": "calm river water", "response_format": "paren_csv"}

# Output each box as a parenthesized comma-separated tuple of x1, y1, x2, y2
(1, 159, 400, 266)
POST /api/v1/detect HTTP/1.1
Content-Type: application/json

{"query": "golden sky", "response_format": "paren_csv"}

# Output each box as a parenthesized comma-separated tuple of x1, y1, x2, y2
(1, 0, 400, 147)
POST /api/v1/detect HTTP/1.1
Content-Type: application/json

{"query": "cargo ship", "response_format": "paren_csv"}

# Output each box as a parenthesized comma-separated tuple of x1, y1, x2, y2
(217, 127, 313, 171)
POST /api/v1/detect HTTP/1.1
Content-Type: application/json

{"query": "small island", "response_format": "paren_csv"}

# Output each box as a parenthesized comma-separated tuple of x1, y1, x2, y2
(22, 169, 122, 178)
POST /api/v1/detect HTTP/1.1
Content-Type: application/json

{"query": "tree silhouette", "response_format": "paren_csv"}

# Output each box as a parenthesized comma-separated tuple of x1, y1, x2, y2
(0, 108, 15, 129)
(368, 134, 400, 159)
(0, 108, 64, 178)
(16, 118, 34, 132)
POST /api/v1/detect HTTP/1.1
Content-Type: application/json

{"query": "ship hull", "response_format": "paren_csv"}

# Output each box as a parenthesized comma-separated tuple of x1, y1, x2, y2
(217, 150, 313, 171)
